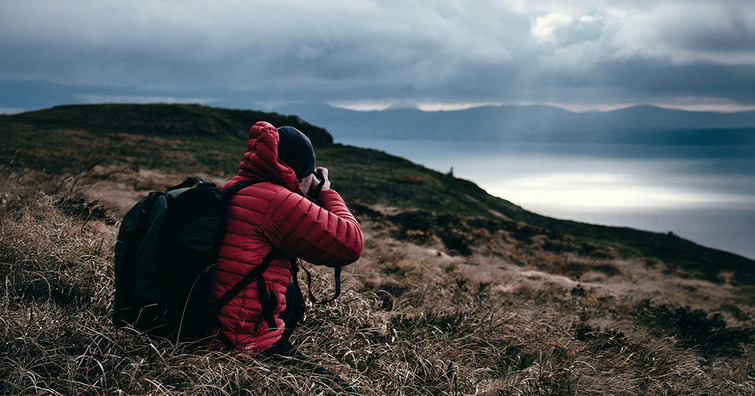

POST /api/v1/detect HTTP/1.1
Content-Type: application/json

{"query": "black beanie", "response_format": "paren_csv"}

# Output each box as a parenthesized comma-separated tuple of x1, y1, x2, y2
(277, 126, 316, 180)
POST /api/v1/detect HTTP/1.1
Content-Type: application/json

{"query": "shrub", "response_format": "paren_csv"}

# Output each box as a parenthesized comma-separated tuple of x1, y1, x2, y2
(635, 300, 753, 357)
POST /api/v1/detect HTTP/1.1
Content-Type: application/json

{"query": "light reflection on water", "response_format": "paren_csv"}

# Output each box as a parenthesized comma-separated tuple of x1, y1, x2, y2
(339, 139, 755, 260)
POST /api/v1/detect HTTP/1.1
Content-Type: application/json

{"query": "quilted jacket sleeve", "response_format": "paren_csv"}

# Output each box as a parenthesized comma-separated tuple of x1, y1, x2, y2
(263, 188, 363, 266)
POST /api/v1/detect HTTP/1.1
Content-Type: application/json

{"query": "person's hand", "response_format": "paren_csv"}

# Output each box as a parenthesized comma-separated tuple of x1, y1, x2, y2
(299, 174, 316, 196)
(299, 167, 331, 197)
(315, 167, 331, 191)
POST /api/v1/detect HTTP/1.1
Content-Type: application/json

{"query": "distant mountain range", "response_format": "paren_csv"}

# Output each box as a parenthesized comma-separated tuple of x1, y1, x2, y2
(273, 103, 755, 145)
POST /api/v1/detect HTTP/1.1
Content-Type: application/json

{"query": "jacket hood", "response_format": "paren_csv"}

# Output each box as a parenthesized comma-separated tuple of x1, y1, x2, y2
(237, 121, 301, 192)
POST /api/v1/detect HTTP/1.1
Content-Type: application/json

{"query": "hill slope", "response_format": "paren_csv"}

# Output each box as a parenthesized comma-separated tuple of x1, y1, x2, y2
(2, 104, 752, 282)
(8, 103, 333, 147)
(1, 104, 753, 395)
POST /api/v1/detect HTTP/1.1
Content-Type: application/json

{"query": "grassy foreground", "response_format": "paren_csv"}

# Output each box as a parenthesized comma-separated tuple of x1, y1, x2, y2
(1, 104, 754, 395)
(2, 168, 753, 395)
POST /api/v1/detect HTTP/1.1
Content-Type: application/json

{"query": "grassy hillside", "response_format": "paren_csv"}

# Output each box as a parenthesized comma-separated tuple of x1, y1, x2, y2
(2, 104, 751, 283)
(317, 144, 754, 283)
(1, 104, 753, 395)
(6, 103, 333, 147)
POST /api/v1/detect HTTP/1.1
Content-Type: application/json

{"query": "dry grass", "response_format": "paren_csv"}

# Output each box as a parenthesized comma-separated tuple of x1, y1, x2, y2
(1, 167, 754, 395)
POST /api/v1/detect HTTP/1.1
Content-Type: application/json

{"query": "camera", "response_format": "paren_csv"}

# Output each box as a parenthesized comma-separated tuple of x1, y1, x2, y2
(309, 169, 325, 197)
(313, 168, 324, 183)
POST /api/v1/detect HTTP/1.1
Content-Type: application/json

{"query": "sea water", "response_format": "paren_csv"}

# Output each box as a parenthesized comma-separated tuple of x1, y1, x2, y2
(338, 139, 755, 260)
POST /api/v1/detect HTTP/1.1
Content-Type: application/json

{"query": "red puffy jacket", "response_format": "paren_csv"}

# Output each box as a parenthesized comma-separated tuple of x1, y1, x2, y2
(209, 121, 363, 354)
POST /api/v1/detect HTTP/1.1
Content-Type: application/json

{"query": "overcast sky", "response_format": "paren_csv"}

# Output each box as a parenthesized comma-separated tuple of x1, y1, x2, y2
(2, 0, 755, 113)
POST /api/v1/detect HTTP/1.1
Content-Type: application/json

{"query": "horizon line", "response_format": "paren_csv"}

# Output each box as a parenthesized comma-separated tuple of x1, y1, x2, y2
(327, 101, 755, 114)
(4, 100, 755, 116)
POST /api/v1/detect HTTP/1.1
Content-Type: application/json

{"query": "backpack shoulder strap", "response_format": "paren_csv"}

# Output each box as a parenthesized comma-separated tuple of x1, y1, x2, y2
(211, 250, 276, 313)
(168, 177, 215, 191)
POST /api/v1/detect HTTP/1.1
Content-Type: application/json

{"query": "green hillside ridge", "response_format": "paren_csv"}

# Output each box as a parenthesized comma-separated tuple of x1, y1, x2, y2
(8, 103, 333, 147)
(2, 103, 751, 284)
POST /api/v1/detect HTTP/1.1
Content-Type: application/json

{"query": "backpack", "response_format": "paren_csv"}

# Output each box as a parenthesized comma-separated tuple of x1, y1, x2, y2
(113, 177, 265, 341)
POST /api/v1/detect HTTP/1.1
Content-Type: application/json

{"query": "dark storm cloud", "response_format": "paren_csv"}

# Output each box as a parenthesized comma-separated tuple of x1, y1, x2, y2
(1, 0, 754, 111)
(650, 2, 755, 53)
(596, 60, 755, 101)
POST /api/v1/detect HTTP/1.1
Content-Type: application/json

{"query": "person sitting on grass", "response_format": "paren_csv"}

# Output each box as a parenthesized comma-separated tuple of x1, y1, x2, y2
(208, 121, 363, 357)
